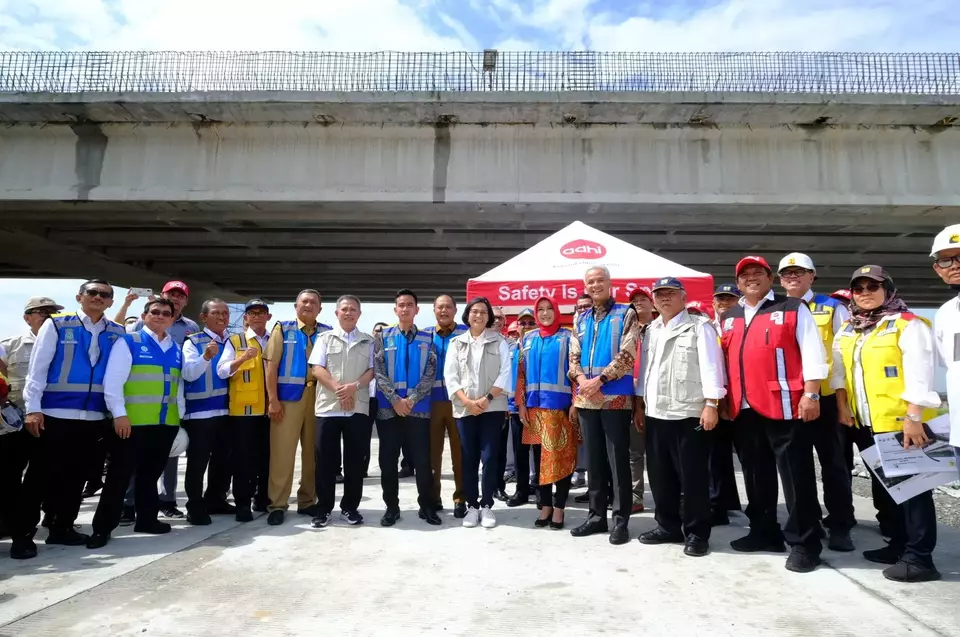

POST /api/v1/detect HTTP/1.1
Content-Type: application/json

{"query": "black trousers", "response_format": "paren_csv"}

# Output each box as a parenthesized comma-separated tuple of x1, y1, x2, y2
(509, 414, 540, 494)
(86, 421, 110, 487)
(183, 415, 232, 510)
(537, 455, 573, 510)
(229, 416, 263, 508)
(93, 424, 179, 534)
(709, 418, 742, 513)
(0, 428, 45, 539)
(252, 416, 271, 508)
(580, 408, 633, 525)
(854, 427, 937, 567)
(734, 409, 823, 553)
(43, 416, 103, 533)
(497, 414, 510, 491)
(811, 395, 856, 533)
(646, 416, 712, 540)
(316, 414, 371, 514)
(378, 416, 433, 510)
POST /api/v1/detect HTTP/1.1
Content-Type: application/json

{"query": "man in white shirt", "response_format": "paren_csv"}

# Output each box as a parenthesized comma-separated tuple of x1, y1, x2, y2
(719, 256, 829, 573)
(635, 278, 726, 557)
(87, 298, 185, 549)
(777, 253, 856, 553)
(308, 295, 375, 527)
(19, 280, 124, 555)
(931, 224, 960, 449)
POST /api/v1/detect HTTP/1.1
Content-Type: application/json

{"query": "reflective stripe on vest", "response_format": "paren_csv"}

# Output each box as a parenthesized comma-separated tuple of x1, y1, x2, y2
(123, 331, 182, 426)
(576, 303, 634, 396)
(523, 329, 572, 410)
(184, 332, 229, 415)
(276, 320, 330, 402)
(425, 324, 467, 402)
(376, 326, 433, 413)
(228, 333, 267, 416)
(41, 313, 125, 413)
(508, 341, 520, 412)
(808, 294, 840, 397)
(838, 315, 938, 433)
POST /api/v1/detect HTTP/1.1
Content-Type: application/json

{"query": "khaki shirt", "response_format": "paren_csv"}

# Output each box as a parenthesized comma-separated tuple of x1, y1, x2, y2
(0, 331, 36, 405)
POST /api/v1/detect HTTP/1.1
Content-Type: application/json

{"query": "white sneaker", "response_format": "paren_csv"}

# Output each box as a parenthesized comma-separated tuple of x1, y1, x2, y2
(463, 506, 480, 528)
(480, 506, 497, 529)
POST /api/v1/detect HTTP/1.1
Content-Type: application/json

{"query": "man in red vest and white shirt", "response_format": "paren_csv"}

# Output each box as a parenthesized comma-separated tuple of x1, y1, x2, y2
(718, 256, 829, 573)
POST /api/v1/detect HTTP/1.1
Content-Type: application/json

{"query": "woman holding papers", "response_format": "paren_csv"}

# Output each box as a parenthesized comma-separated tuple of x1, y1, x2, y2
(832, 265, 942, 583)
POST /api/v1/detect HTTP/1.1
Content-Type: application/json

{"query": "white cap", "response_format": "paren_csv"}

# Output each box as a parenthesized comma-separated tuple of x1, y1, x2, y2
(930, 224, 960, 257)
(777, 252, 816, 274)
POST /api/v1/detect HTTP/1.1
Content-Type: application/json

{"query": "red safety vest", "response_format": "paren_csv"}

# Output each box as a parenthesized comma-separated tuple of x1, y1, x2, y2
(720, 295, 805, 421)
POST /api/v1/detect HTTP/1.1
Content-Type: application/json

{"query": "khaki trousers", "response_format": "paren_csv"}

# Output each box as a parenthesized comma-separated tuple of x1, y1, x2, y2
(429, 400, 464, 504)
(268, 385, 317, 512)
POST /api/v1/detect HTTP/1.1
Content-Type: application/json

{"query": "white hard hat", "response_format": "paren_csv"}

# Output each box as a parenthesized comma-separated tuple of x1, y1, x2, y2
(777, 252, 816, 274)
(930, 224, 960, 257)
(169, 427, 189, 457)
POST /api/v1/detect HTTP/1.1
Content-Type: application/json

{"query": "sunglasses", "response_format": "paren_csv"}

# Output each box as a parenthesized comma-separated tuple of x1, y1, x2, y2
(25, 309, 53, 316)
(147, 309, 174, 317)
(83, 289, 113, 299)
(851, 281, 882, 294)
(935, 255, 960, 269)
(518, 320, 536, 327)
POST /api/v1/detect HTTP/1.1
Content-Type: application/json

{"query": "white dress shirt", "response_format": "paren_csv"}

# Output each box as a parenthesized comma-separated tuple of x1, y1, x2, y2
(935, 296, 960, 445)
(830, 314, 941, 429)
(23, 310, 111, 420)
(216, 328, 271, 379)
(635, 313, 727, 419)
(308, 328, 374, 418)
(104, 326, 186, 420)
(181, 328, 228, 420)
(443, 332, 512, 398)
(738, 291, 828, 410)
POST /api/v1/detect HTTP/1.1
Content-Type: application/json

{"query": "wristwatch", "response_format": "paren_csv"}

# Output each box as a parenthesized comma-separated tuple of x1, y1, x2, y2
(906, 413, 922, 423)
(803, 392, 820, 402)
(485, 392, 495, 402)
(704, 400, 719, 409)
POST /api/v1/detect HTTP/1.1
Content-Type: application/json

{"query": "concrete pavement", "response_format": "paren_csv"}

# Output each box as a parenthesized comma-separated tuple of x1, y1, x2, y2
(2, 441, 959, 637)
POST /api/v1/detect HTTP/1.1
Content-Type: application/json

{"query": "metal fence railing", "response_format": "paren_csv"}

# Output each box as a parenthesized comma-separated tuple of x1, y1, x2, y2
(0, 51, 958, 95)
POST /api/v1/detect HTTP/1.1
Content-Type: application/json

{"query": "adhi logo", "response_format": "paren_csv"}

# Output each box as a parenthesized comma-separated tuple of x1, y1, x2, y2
(560, 239, 606, 260)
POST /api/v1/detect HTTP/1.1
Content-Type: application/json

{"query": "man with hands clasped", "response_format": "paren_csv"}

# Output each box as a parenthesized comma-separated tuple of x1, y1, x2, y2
(634, 278, 726, 557)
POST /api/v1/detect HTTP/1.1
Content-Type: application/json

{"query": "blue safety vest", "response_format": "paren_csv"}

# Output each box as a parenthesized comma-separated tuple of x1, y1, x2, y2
(507, 340, 521, 413)
(124, 330, 183, 426)
(276, 320, 331, 402)
(523, 329, 573, 410)
(376, 326, 433, 414)
(184, 332, 229, 416)
(423, 324, 467, 402)
(41, 313, 125, 413)
(576, 303, 634, 396)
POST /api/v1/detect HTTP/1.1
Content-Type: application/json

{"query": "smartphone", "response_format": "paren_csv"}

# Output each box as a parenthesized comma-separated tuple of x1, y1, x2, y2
(129, 287, 153, 298)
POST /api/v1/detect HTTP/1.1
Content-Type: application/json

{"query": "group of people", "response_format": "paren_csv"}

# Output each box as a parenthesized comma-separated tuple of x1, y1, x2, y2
(1, 223, 959, 586)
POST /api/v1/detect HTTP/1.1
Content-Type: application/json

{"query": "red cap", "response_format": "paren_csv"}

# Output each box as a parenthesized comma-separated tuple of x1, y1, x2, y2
(685, 301, 714, 320)
(735, 256, 771, 277)
(629, 286, 653, 301)
(830, 288, 852, 301)
(507, 320, 519, 334)
(162, 280, 189, 296)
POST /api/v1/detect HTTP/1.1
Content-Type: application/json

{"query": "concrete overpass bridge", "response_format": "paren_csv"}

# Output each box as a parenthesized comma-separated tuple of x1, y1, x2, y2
(0, 51, 959, 305)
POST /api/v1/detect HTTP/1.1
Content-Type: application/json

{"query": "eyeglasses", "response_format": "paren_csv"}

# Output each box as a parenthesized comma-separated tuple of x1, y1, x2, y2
(851, 281, 882, 294)
(935, 255, 960, 269)
(469, 309, 489, 317)
(25, 309, 53, 316)
(83, 289, 113, 299)
(779, 268, 812, 279)
(147, 309, 174, 317)
(246, 310, 268, 318)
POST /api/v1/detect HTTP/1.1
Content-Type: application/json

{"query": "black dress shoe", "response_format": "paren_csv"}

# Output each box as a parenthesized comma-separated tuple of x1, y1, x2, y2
(297, 505, 319, 517)
(638, 527, 684, 545)
(46, 528, 90, 546)
(863, 544, 901, 565)
(41, 512, 54, 529)
(134, 520, 172, 535)
(267, 510, 284, 526)
(432, 501, 444, 512)
(570, 516, 608, 538)
(785, 548, 821, 573)
(730, 532, 786, 553)
(574, 493, 589, 504)
(827, 531, 855, 552)
(119, 506, 136, 527)
(398, 466, 415, 479)
(335, 473, 345, 484)
(86, 532, 110, 549)
(534, 514, 551, 528)
(453, 502, 468, 519)
(506, 492, 530, 507)
(10, 537, 38, 560)
(252, 499, 268, 513)
(882, 560, 942, 583)
(418, 508, 442, 526)
(187, 510, 212, 526)
(710, 510, 730, 527)
(381, 508, 401, 527)
(235, 507, 254, 523)
(550, 519, 565, 530)
(206, 501, 236, 515)
(609, 523, 630, 545)
(494, 489, 509, 502)
(683, 536, 709, 557)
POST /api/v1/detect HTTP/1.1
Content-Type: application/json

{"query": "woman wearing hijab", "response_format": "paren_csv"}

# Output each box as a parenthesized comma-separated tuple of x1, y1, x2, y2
(516, 296, 579, 529)
(444, 297, 511, 530)
(831, 265, 942, 583)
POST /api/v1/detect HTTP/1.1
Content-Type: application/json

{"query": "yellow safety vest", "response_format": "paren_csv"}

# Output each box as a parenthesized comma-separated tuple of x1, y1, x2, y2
(808, 299, 837, 397)
(838, 314, 937, 433)
(227, 333, 266, 417)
